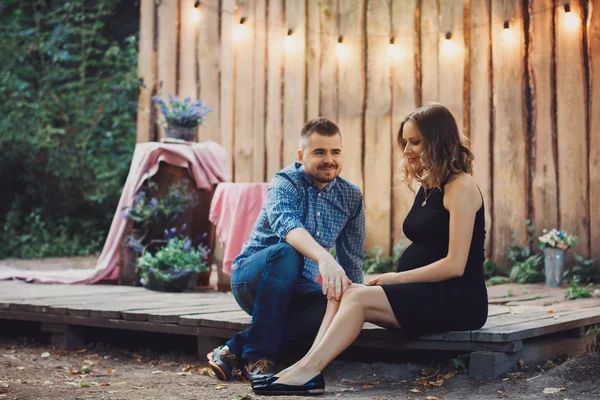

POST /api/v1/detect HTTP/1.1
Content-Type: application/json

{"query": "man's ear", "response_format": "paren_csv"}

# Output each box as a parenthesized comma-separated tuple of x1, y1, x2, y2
(297, 149, 303, 163)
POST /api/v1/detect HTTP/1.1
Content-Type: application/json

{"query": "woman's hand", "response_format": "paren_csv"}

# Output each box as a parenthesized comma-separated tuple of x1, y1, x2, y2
(368, 272, 402, 286)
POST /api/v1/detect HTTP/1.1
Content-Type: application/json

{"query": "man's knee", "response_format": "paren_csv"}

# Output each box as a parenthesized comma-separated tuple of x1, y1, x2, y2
(266, 243, 303, 271)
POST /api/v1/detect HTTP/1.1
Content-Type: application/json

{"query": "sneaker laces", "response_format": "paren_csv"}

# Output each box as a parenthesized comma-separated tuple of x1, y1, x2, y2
(248, 359, 275, 374)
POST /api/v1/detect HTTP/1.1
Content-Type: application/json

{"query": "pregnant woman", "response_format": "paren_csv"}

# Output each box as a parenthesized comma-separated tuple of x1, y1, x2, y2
(253, 103, 489, 396)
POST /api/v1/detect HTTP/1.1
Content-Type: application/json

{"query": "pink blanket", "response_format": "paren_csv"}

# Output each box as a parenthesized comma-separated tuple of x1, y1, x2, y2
(0, 141, 230, 284)
(209, 183, 269, 275)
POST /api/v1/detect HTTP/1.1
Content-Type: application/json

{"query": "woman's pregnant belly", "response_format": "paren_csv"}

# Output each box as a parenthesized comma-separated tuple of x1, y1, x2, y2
(397, 242, 446, 272)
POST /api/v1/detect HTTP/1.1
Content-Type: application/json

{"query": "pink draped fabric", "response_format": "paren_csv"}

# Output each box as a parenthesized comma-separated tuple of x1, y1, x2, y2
(0, 141, 230, 284)
(209, 183, 269, 275)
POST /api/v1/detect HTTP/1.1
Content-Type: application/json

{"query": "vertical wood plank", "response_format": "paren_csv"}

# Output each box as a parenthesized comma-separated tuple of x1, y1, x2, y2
(156, 0, 179, 140)
(319, 0, 339, 120)
(421, 0, 440, 103)
(197, 0, 221, 144)
(220, 0, 235, 175)
(364, 0, 392, 253)
(556, 2, 589, 256)
(178, 0, 199, 100)
(306, 0, 321, 121)
(391, 0, 418, 248)
(136, 0, 157, 143)
(253, 0, 267, 181)
(530, 0, 558, 243)
(468, 0, 493, 258)
(265, 0, 284, 178)
(233, 1, 255, 182)
(439, 0, 465, 130)
(338, 0, 365, 191)
(283, 0, 307, 166)
(491, 0, 528, 265)
(590, 0, 600, 266)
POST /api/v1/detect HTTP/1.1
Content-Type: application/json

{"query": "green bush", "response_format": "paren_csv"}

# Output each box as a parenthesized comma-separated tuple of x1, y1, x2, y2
(0, 0, 138, 258)
(363, 242, 405, 275)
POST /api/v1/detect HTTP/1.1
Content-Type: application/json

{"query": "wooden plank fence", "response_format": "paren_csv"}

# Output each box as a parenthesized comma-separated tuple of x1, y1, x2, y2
(136, 0, 599, 267)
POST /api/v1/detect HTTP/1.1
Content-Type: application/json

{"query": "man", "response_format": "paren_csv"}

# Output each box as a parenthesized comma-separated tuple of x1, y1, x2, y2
(207, 117, 365, 383)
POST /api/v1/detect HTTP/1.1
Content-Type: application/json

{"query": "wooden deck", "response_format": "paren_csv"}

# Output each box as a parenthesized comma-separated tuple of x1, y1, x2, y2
(0, 281, 599, 379)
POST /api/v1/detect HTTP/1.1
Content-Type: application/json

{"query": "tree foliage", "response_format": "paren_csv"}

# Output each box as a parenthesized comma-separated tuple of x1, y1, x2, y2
(0, 0, 138, 258)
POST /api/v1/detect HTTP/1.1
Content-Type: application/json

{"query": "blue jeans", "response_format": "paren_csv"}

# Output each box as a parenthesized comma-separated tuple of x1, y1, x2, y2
(225, 243, 327, 363)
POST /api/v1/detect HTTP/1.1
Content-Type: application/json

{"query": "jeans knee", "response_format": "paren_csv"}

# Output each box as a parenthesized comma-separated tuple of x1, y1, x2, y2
(268, 243, 302, 268)
(264, 243, 303, 281)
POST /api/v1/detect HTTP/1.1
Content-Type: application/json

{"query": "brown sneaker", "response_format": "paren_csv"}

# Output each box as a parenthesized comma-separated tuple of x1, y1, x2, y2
(242, 358, 277, 383)
(207, 345, 238, 381)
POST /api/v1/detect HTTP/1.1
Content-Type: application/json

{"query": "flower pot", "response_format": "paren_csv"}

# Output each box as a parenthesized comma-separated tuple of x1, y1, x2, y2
(544, 248, 567, 287)
(143, 268, 199, 292)
(197, 269, 212, 287)
(118, 228, 146, 286)
(164, 126, 196, 142)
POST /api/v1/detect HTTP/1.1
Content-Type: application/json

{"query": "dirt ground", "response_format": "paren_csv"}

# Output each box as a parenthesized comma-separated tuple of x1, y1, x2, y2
(0, 333, 599, 400)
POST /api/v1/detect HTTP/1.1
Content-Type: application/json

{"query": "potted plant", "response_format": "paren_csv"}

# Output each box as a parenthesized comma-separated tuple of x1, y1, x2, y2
(137, 236, 210, 292)
(152, 94, 212, 141)
(120, 179, 199, 285)
(538, 229, 578, 287)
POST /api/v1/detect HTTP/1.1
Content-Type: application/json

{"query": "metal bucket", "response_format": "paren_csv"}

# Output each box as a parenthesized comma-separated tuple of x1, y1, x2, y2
(544, 248, 567, 287)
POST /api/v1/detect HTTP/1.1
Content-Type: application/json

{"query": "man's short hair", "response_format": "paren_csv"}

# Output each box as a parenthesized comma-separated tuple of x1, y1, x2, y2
(299, 117, 341, 150)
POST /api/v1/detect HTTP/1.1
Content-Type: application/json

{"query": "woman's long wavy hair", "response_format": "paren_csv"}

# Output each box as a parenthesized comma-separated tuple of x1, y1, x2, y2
(398, 103, 474, 191)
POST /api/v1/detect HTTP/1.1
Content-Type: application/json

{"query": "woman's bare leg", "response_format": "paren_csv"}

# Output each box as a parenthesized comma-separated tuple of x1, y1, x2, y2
(274, 286, 399, 386)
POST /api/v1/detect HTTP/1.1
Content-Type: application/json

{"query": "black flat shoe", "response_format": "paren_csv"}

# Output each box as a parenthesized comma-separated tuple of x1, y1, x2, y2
(252, 373, 325, 396)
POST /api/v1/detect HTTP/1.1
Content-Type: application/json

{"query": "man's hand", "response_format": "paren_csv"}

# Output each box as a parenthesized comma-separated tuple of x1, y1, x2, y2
(318, 254, 351, 301)
(367, 272, 402, 286)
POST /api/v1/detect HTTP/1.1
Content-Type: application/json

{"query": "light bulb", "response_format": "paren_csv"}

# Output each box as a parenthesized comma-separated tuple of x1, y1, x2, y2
(336, 36, 347, 59)
(234, 17, 248, 42)
(564, 8, 579, 31)
(283, 29, 295, 52)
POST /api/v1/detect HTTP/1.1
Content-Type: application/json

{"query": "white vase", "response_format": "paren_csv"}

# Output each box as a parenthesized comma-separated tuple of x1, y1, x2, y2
(543, 248, 567, 287)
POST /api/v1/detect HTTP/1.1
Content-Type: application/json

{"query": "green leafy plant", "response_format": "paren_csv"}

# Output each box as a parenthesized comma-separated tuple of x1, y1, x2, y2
(483, 258, 508, 279)
(509, 254, 544, 284)
(137, 237, 210, 292)
(363, 242, 405, 274)
(487, 276, 510, 286)
(568, 255, 598, 284)
(448, 354, 469, 370)
(508, 243, 532, 264)
(564, 283, 593, 300)
(0, 0, 138, 258)
(123, 179, 198, 232)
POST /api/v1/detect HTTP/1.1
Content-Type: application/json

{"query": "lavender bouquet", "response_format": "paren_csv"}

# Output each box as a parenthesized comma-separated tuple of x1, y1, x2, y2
(152, 95, 212, 128)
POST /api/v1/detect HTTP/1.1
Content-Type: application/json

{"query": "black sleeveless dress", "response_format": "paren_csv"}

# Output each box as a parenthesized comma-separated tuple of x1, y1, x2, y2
(381, 185, 488, 336)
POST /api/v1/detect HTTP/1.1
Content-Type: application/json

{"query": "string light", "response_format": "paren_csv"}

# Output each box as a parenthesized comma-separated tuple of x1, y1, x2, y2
(189, 0, 201, 23)
(336, 35, 348, 59)
(283, 28, 295, 51)
(441, 31, 458, 57)
(234, 17, 248, 41)
(189, 0, 577, 41)
(387, 36, 403, 62)
(502, 20, 513, 43)
(563, 3, 579, 31)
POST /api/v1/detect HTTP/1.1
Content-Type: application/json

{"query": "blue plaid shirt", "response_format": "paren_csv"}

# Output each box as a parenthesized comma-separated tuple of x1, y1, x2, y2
(232, 162, 365, 283)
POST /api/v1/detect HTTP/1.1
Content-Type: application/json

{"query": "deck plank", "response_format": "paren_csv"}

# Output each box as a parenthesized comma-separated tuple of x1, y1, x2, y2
(1, 281, 599, 357)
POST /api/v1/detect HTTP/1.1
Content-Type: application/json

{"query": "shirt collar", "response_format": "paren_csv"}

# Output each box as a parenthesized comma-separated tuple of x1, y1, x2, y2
(296, 162, 337, 193)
